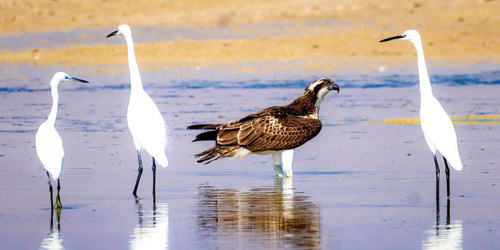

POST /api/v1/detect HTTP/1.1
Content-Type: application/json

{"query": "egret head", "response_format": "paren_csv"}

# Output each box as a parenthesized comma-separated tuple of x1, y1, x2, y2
(379, 30, 421, 43)
(50, 72, 89, 87)
(106, 24, 131, 38)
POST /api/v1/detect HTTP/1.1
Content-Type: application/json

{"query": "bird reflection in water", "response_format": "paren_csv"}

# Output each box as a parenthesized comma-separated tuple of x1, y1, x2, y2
(130, 198, 169, 250)
(422, 199, 463, 249)
(39, 208, 64, 250)
(197, 177, 321, 249)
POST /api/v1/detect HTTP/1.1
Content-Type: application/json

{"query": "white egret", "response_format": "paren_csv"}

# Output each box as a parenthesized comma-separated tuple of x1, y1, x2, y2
(36, 72, 89, 209)
(380, 30, 463, 200)
(106, 24, 169, 197)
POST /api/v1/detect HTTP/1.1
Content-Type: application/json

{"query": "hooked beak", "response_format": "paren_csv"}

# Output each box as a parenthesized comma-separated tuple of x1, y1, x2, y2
(70, 77, 89, 83)
(379, 35, 404, 43)
(328, 83, 340, 93)
(106, 30, 118, 38)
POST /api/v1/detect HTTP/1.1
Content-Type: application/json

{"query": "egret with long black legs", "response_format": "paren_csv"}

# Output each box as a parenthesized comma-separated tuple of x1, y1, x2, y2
(106, 24, 169, 197)
(36, 72, 89, 209)
(380, 30, 463, 200)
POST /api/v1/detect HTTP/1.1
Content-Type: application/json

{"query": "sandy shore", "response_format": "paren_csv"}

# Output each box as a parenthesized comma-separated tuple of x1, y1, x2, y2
(1, 0, 499, 72)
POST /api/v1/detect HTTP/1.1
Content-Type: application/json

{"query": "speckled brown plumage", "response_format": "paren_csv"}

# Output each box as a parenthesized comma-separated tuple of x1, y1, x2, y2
(188, 78, 339, 164)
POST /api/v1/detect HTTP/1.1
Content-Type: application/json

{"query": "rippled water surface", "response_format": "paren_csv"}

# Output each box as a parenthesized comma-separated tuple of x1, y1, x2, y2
(0, 66, 499, 249)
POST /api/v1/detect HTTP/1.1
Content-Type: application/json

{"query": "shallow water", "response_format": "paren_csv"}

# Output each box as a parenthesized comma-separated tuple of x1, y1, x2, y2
(0, 66, 499, 249)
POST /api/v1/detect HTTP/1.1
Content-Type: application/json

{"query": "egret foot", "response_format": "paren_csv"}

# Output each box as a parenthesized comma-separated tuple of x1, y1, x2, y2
(54, 194, 62, 209)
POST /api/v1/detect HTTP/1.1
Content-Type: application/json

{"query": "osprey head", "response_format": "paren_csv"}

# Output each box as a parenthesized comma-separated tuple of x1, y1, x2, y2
(306, 77, 340, 96)
(294, 78, 339, 118)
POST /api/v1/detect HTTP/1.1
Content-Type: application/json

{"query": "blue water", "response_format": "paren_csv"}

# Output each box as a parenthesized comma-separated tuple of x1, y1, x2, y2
(1, 70, 499, 93)
(0, 66, 499, 249)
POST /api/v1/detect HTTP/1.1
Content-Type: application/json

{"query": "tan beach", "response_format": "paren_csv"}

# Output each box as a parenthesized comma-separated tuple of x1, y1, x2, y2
(1, 0, 499, 72)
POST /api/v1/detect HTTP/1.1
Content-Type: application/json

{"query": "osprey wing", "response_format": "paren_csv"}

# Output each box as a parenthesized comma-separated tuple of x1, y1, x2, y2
(232, 110, 322, 152)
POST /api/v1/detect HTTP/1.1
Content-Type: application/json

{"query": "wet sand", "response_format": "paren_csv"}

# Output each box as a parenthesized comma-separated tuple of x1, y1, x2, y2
(1, 0, 500, 249)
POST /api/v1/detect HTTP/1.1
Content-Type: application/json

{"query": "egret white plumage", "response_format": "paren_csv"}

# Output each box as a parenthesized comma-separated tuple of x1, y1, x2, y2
(36, 72, 89, 209)
(380, 30, 463, 200)
(106, 24, 169, 197)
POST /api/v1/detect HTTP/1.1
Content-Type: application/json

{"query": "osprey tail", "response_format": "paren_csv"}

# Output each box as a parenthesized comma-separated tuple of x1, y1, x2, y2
(194, 145, 240, 164)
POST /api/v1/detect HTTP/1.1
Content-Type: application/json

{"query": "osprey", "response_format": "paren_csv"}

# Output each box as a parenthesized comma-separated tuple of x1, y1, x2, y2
(187, 78, 340, 177)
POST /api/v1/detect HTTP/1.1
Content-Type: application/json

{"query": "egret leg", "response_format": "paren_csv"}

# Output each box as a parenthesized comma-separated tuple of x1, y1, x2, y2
(55, 206, 62, 222)
(152, 158, 157, 199)
(133, 150, 144, 196)
(433, 154, 440, 200)
(435, 193, 440, 226)
(50, 204, 54, 229)
(56, 213, 61, 231)
(446, 198, 451, 227)
(443, 157, 451, 200)
(272, 152, 284, 177)
(46, 171, 54, 210)
(55, 179, 62, 209)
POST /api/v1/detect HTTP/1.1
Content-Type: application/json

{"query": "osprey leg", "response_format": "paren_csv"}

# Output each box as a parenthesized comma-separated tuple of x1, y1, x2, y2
(272, 152, 284, 177)
(282, 149, 295, 177)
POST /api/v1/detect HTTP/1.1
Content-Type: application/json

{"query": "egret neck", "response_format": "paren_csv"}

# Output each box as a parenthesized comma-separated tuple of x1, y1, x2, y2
(123, 32, 144, 93)
(47, 81, 60, 126)
(412, 39, 433, 98)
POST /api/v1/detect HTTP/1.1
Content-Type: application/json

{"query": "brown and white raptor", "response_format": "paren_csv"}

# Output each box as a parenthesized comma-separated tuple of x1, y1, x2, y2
(187, 78, 340, 177)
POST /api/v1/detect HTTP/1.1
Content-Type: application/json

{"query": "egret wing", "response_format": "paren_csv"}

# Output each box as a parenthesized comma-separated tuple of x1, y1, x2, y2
(36, 123, 64, 179)
(127, 92, 169, 166)
(420, 97, 462, 170)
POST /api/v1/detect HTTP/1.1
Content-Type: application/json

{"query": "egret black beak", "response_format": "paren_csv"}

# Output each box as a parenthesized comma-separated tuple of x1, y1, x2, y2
(328, 83, 340, 93)
(70, 77, 89, 83)
(106, 30, 118, 38)
(379, 35, 404, 43)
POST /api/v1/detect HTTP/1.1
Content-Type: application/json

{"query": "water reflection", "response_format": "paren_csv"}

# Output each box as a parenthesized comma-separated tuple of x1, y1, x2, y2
(197, 177, 321, 249)
(39, 208, 64, 250)
(130, 199, 169, 250)
(422, 200, 463, 249)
